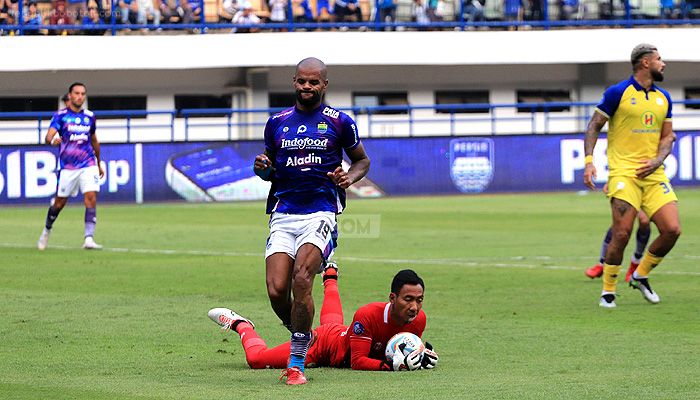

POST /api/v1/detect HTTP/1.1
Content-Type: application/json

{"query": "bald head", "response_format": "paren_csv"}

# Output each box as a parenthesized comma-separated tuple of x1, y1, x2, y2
(296, 57, 327, 80)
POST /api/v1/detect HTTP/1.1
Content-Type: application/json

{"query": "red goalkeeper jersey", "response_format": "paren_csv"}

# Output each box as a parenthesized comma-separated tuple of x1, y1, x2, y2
(345, 302, 426, 371)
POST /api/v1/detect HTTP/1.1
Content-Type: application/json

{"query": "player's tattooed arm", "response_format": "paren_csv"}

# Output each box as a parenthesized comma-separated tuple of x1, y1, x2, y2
(583, 112, 608, 190)
(637, 120, 676, 178)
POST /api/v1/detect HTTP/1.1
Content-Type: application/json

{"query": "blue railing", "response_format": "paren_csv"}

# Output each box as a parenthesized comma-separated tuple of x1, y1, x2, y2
(2, 0, 700, 35)
(3, 100, 700, 144)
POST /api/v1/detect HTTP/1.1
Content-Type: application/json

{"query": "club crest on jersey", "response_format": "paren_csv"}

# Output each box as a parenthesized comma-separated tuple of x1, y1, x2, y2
(641, 111, 656, 128)
(317, 122, 328, 134)
(322, 107, 339, 119)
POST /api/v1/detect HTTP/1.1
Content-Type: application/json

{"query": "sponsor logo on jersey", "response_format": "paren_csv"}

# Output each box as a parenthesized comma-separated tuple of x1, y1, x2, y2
(67, 124, 91, 134)
(322, 107, 339, 119)
(272, 109, 293, 119)
(286, 153, 322, 167)
(352, 322, 364, 335)
(69, 133, 89, 142)
(317, 122, 328, 134)
(297, 125, 308, 135)
(281, 137, 329, 150)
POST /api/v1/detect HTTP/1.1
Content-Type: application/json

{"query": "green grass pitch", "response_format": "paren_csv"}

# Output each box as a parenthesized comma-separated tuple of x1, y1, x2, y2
(1, 190, 698, 399)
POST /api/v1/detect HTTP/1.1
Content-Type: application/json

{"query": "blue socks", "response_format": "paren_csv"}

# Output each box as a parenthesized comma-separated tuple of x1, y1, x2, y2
(288, 331, 312, 372)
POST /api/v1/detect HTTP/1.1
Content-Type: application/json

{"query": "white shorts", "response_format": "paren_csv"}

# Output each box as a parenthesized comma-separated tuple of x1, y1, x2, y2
(265, 211, 337, 260)
(56, 166, 101, 198)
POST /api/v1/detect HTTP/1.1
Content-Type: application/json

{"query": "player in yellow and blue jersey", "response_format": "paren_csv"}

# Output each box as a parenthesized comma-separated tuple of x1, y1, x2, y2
(583, 44, 681, 308)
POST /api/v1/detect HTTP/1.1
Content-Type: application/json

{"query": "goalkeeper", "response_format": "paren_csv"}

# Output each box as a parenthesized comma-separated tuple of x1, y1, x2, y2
(207, 267, 438, 378)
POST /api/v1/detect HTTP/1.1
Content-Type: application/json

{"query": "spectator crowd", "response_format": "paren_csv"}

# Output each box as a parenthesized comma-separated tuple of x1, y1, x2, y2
(1, 0, 699, 36)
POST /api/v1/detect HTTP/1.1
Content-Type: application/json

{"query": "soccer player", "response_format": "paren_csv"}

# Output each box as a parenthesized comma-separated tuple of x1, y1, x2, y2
(37, 82, 105, 251)
(583, 44, 681, 308)
(208, 267, 438, 383)
(252, 57, 370, 383)
(585, 209, 651, 283)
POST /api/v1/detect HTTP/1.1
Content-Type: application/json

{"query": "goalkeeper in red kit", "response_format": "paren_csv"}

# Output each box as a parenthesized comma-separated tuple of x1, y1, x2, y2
(207, 266, 438, 380)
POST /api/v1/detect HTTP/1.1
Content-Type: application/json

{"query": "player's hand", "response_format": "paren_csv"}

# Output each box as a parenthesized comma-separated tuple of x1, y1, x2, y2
(421, 342, 439, 369)
(98, 163, 105, 178)
(253, 154, 273, 180)
(50, 135, 62, 146)
(327, 166, 352, 189)
(635, 159, 662, 179)
(392, 343, 423, 371)
(583, 163, 597, 190)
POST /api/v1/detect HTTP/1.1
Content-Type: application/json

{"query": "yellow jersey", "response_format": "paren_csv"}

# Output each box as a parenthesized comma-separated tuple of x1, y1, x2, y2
(595, 76, 672, 180)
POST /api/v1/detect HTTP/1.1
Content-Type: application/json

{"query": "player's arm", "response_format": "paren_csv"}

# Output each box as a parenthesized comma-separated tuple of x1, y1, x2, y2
(349, 336, 392, 371)
(45, 127, 60, 145)
(636, 120, 676, 179)
(254, 150, 275, 181)
(90, 130, 105, 178)
(327, 143, 370, 189)
(583, 111, 608, 190)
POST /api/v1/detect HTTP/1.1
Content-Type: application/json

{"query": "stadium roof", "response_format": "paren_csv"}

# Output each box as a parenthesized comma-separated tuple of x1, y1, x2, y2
(2, 28, 700, 71)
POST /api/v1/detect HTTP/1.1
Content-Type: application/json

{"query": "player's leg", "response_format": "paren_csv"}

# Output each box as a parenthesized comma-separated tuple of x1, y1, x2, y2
(265, 214, 298, 331)
(585, 227, 612, 279)
(630, 202, 680, 304)
(629, 180, 680, 303)
(82, 191, 102, 249)
(38, 169, 77, 250)
(266, 253, 294, 330)
(319, 261, 343, 326)
(207, 308, 288, 369)
(600, 198, 637, 307)
(627, 210, 651, 282)
(80, 166, 102, 249)
(286, 243, 323, 373)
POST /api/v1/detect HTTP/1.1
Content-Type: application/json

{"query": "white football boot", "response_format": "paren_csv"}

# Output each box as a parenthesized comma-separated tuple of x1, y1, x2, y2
(599, 293, 617, 308)
(37, 227, 51, 251)
(208, 308, 255, 331)
(82, 236, 103, 250)
(629, 275, 660, 304)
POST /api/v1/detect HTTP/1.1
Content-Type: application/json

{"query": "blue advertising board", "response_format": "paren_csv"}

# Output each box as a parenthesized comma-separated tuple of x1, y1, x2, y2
(1, 132, 698, 204)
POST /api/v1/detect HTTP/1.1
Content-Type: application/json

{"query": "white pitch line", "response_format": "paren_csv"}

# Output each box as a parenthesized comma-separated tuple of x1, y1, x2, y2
(2, 242, 699, 277)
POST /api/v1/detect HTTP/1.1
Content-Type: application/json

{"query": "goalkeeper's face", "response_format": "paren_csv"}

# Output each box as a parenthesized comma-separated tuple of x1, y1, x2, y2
(389, 284, 424, 325)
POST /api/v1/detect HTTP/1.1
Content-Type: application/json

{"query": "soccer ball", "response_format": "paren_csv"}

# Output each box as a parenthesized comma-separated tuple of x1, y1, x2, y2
(385, 332, 424, 361)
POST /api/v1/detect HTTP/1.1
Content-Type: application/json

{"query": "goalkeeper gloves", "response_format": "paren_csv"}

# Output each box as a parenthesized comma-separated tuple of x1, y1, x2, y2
(392, 343, 423, 371)
(420, 342, 439, 369)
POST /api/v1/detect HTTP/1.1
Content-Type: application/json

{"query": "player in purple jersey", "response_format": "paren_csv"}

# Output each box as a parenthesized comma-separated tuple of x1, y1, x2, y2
(252, 57, 370, 385)
(37, 82, 105, 251)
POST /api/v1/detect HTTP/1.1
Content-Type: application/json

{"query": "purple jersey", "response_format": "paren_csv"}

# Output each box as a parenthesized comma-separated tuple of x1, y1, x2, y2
(49, 108, 97, 170)
(264, 104, 360, 214)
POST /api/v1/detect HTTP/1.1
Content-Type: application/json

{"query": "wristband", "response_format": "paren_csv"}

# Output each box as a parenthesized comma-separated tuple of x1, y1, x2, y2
(584, 155, 593, 164)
